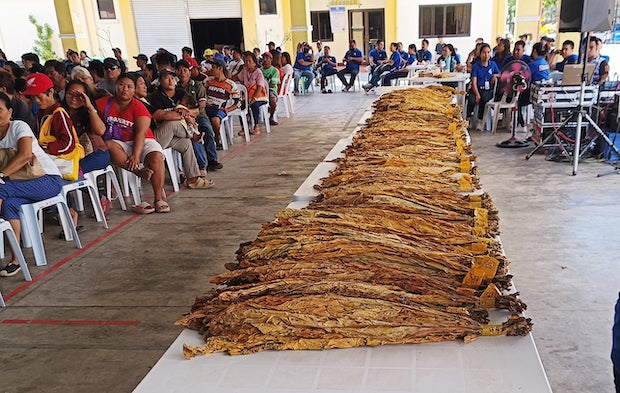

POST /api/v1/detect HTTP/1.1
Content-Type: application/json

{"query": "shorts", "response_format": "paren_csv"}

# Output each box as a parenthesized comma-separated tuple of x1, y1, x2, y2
(112, 138, 164, 162)
(205, 106, 227, 120)
(269, 90, 277, 101)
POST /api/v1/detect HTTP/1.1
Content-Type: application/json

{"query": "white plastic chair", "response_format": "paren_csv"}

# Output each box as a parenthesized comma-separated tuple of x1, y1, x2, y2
(276, 72, 294, 119)
(221, 84, 251, 150)
(61, 178, 108, 229)
(119, 168, 142, 206)
(20, 194, 82, 266)
(482, 92, 521, 134)
(0, 219, 32, 307)
(162, 148, 180, 192)
(83, 165, 126, 211)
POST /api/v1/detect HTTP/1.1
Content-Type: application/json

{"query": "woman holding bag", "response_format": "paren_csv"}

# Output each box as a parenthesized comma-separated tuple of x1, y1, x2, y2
(0, 91, 63, 277)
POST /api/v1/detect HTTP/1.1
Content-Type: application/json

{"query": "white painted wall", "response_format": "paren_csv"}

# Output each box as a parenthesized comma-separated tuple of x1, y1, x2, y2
(396, 0, 495, 63)
(0, 0, 63, 61)
(254, 0, 286, 52)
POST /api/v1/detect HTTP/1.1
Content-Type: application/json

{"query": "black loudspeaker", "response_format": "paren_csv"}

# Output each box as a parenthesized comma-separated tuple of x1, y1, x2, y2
(559, 0, 616, 32)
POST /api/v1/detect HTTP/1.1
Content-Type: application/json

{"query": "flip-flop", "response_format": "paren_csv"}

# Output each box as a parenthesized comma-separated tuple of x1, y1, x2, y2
(132, 201, 155, 214)
(154, 200, 170, 213)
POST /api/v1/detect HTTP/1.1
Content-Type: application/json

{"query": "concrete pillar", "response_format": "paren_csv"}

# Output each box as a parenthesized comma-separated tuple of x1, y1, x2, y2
(385, 0, 396, 44)
(241, 0, 257, 52)
(288, 0, 311, 49)
(493, 0, 508, 38)
(117, 0, 139, 60)
(515, 0, 542, 41)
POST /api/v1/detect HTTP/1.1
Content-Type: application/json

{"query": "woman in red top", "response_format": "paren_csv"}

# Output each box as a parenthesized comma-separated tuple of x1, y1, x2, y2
(95, 73, 167, 214)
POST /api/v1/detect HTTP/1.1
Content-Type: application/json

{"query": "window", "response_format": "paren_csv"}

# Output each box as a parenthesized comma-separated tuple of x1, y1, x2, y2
(311, 11, 334, 42)
(97, 0, 116, 19)
(419, 4, 471, 38)
(259, 0, 277, 15)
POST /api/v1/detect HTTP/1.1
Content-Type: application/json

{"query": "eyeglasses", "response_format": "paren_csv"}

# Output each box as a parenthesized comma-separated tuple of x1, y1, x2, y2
(104, 66, 118, 71)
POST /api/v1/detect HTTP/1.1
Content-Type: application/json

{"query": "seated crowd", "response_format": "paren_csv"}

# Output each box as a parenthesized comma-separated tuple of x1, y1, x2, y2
(464, 34, 610, 130)
(0, 43, 300, 277)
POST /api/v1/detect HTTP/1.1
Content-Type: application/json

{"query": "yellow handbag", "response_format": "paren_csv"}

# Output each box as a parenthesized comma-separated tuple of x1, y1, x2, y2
(38, 107, 85, 180)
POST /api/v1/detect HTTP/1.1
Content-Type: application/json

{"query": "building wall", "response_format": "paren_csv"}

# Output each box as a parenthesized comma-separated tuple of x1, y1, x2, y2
(0, 0, 64, 60)
(252, 0, 287, 52)
(397, 0, 498, 62)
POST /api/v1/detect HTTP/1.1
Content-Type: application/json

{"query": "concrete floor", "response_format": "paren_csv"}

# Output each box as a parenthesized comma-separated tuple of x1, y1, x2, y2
(0, 84, 618, 393)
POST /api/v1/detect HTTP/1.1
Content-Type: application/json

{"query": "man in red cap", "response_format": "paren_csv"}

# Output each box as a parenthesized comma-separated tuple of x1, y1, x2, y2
(22, 73, 80, 164)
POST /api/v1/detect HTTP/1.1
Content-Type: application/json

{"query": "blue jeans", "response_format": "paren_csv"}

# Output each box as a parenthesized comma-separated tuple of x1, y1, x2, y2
(369, 64, 392, 87)
(293, 69, 314, 93)
(80, 149, 111, 173)
(193, 141, 207, 169)
(196, 115, 218, 164)
(250, 101, 267, 125)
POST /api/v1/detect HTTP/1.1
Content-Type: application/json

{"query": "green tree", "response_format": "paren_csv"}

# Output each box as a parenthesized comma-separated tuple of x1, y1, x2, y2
(507, 0, 516, 36)
(541, 0, 558, 35)
(29, 15, 57, 61)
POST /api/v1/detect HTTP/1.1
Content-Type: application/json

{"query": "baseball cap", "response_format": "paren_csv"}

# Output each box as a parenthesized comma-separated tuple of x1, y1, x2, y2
(203, 48, 214, 57)
(103, 57, 120, 69)
(261, 52, 273, 59)
(158, 68, 176, 79)
(208, 58, 226, 68)
(267, 41, 275, 46)
(133, 54, 148, 62)
(23, 73, 54, 96)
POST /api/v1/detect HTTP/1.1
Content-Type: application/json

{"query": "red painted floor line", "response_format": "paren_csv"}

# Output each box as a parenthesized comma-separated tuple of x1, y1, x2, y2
(0, 319, 140, 326)
(3, 213, 142, 302)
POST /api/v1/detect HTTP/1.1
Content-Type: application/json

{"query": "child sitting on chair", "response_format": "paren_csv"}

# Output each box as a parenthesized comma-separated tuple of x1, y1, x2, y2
(175, 92, 208, 176)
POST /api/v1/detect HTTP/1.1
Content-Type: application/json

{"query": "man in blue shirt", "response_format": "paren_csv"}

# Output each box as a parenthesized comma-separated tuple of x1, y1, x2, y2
(293, 42, 315, 94)
(529, 43, 550, 82)
(337, 40, 364, 92)
(500, 40, 531, 70)
(550, 40, 578, 72)
(317, 46, 338, 93)
(418, 39, 433, 63)
(368, 40, 388, 75)
(364, 42, 403, 91)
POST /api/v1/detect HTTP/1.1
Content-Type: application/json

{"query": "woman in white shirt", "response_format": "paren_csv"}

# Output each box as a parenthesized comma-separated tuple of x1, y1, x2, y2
(0, 92, 63, 277)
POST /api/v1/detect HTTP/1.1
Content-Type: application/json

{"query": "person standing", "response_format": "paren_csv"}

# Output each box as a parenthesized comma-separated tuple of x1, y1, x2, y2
(435, 36, 445, 58)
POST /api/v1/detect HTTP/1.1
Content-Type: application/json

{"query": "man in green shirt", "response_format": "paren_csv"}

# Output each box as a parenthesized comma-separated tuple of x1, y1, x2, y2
(261, 52, 280, 126)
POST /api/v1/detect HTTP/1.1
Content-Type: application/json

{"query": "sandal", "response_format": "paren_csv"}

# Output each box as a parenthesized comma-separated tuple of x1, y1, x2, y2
(100, 196, 111, 217)
(132, 201, 155, 214)
(187, 177, 215, 189)
(250, 127, 261, 136)
(154, 200, 170, 213)
(237, 129, 245, 136)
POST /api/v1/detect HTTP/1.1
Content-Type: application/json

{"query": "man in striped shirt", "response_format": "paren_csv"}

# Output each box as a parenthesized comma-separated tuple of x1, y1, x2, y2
(204, 58, 240, 148)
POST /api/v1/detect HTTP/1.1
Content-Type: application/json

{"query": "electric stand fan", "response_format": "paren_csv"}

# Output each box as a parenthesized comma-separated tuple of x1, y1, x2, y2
(496, 60, 531, 148)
